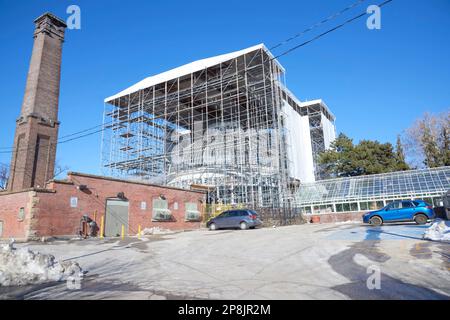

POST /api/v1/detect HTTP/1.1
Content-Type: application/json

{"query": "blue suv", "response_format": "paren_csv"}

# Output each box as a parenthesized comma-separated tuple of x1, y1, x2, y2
(207, 209, 262, 230)
(363, 200, 435, 226)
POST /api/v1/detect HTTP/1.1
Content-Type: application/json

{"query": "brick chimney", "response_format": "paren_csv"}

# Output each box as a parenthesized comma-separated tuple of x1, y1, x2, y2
(8, 13, 67, 191)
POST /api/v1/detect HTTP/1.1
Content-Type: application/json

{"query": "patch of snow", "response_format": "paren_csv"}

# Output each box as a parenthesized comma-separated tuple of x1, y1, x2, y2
(423, 219, 450, 242)
(334, 220, 361, 225)
(0, 242, 82, 287)
(140, 227, 174, 236)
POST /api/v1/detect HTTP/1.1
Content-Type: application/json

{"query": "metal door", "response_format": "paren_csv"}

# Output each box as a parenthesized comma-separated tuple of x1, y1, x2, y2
(105, 199, 129, 237)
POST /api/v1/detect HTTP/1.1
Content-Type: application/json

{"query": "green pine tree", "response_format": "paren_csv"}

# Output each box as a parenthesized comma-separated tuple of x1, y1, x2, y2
(395, 135, 409, 171)
(421, 124, 442, 168)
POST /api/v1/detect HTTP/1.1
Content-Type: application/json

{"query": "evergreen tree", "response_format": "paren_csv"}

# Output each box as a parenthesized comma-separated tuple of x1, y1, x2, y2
(421, 124, 442, 168)
(395, 135, 409, 171)
(440, 126, 450, 166)
(318, 133, 408, 178)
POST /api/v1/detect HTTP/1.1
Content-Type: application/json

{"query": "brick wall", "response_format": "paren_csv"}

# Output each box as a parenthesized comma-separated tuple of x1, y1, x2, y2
(309, 211, 364, 224)
(34, 173, 205, 238)
(0, 190, 34, 240)
(0, 172, 206, 240)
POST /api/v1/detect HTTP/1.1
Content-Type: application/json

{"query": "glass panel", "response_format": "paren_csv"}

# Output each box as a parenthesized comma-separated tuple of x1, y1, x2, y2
(376, 201, 384, 209)
(360, 202, 369, 211)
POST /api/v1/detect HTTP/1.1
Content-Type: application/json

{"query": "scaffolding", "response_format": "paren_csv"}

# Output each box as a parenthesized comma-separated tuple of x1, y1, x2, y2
(102, 45, 295, 214)
(298, 100, 335, 180)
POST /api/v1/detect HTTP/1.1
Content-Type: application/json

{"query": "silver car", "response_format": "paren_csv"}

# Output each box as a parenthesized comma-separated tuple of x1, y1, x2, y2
(207, 209, 262, 230)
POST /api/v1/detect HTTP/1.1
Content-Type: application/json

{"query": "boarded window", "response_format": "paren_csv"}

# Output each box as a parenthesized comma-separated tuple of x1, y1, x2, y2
(152, 199, 172, 221)
(18, 207, 25, 221)
(185, 202, 201, 221)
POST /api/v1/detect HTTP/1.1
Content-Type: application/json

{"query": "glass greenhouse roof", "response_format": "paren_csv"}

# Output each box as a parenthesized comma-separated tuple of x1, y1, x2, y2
(295, 166, 450, 206)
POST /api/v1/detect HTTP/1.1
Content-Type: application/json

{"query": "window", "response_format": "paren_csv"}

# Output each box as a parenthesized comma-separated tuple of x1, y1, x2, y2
(401, 201, 415, 208)
(18, 208, 25, 221)
(140, 202, 147, 210)
(386, 201, 401, 210)
(218, 211, 230, 218)
(360, 202, 369, 211)
(70, 197, 78, 208)
(376, 201, 384, 209)
(230, 211, 242, 217)
(185, 202, 201, 221)
(152, 198, 172, 221)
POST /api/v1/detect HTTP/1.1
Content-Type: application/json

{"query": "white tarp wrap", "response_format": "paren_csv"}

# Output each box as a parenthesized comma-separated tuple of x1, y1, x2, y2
(104, 44, 283, 102)
(0, 242, 82, 287)
(283, 101, 315, 183)
(321, 113, 336, 149)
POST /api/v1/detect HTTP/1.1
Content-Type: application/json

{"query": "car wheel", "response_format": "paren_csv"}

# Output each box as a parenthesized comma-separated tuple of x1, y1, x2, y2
(240, 222, 248, 230)
(369, 216, 382, 226)
(414, 214, 428, 225)
(209, 223, 217, 231)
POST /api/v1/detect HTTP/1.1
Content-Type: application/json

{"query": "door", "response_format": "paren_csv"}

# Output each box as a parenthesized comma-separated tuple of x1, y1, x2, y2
(399, 201, 416, 220)
(105, 199, 129, 237)
(229, 210, 245, 228)
(382, 201, 401, 221)
(0, 220, 3, 238)
(217, 211, 231, 228)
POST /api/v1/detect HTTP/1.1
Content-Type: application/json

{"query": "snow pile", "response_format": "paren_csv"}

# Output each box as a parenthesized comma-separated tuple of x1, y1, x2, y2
(423, 219, 450, 242)
(140, 227, 174, 236)
(0, 242, 82, 287)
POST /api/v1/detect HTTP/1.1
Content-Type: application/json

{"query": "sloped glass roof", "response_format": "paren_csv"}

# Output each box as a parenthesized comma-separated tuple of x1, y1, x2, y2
(295, 166, 450, 205)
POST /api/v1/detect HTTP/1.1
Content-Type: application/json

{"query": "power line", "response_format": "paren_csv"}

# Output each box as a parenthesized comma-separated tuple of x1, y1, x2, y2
(0, 0, 394, 158)
(272, 0, 393, 60)
(269, 0, 366, 50)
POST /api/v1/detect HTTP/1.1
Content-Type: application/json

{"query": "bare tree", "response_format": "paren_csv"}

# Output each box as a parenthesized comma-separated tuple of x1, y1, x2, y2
(0, 163, 9, 190)
(403, 110, 450, 168)
(52, 160, 69, 180)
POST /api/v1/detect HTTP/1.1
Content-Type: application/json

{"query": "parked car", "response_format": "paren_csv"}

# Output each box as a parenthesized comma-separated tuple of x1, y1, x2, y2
(207, 209, 262, 230)
(363, 200, 435, 226)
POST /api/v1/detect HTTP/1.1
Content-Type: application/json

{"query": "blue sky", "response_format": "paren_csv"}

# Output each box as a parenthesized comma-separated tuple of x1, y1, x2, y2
(0, 0, 449, 175)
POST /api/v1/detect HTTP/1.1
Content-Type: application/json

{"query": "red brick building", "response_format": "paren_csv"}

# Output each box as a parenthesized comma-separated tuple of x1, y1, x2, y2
(0, 13, 206, 241)
(0, 172, 205, 240)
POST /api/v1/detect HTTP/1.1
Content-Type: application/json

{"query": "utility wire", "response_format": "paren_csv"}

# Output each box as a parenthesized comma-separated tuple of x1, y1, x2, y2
(269, 0, 366, 50)
(272, 0, 393, 60)
(0, 0, 394, 156)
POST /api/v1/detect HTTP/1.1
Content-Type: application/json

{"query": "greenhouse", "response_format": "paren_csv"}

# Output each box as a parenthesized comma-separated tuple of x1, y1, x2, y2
(295, 166, 450, 215)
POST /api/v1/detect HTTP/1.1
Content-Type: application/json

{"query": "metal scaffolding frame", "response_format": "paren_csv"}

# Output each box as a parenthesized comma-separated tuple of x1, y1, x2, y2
(102, 46, 295, 213)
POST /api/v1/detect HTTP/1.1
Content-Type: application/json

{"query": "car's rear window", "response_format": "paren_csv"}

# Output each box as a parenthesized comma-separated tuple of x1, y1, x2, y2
(414, 201, 431, 207)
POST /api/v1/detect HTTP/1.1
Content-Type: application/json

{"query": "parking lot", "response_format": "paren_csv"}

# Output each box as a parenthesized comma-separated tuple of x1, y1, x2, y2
(1, 222, 449, 300)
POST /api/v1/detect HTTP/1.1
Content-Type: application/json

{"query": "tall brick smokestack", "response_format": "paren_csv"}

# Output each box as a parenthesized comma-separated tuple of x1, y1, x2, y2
(8, 13, 67, 191)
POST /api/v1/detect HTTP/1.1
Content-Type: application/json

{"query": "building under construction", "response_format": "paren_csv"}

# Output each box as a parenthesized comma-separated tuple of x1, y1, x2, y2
(102, 44, 336, 214)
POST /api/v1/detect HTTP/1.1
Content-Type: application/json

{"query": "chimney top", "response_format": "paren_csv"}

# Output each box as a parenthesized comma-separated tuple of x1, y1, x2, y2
(34, 12, 67, 28)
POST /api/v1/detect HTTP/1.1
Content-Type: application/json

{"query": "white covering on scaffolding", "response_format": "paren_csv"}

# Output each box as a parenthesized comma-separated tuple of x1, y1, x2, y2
(105, 44, 283, 103)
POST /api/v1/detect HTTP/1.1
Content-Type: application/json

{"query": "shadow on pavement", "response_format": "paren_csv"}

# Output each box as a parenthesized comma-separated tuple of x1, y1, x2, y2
(328, 228, 449, 299)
